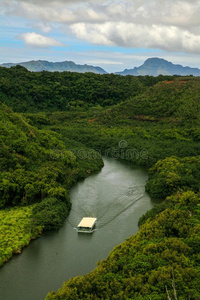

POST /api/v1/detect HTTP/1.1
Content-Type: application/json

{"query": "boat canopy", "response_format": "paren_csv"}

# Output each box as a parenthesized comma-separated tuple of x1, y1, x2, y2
(77, 217, 97, 228)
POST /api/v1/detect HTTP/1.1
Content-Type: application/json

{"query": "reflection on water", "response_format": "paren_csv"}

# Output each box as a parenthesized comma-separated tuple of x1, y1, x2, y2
(0, 158, 155, 300)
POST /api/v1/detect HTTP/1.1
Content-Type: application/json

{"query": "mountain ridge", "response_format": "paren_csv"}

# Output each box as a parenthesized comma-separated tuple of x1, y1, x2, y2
(116, 57, 200, 76)
(1, 57, 200, 76)
(0, 60, 107, 74)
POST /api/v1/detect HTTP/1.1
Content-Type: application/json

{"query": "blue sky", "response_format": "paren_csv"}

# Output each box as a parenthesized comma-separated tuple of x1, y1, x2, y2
(1, 0, 200, 72)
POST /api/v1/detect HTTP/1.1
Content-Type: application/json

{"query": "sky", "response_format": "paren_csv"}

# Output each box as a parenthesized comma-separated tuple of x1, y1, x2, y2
(1, 0, 200, 72)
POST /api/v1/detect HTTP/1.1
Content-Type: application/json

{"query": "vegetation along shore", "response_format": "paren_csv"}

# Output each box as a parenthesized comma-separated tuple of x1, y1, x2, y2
(0, 66, 200, 299)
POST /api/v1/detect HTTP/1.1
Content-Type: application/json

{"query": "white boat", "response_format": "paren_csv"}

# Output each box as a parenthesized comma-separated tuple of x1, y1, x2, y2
(77, 217, 97, 233)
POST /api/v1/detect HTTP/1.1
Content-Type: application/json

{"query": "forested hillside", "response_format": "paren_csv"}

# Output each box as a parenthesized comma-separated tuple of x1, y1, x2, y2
(24, 77, 200, 168)
(0, 102, 103, 265)
(0, 67, 200, 299)
(0, 66, 175, 112)
(98, 77, 200, 123)
(0, 102, 74, 209)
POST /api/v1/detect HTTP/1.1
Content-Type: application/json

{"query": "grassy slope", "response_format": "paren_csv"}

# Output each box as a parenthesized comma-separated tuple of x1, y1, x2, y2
(0, 205, 43, 266)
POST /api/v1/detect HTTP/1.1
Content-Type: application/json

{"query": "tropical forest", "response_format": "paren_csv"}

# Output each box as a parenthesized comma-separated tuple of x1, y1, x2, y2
(0, 65, 200, 300)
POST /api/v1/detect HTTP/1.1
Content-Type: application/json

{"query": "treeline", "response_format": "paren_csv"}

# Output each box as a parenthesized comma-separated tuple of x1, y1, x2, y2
(0, 65, 177, 112)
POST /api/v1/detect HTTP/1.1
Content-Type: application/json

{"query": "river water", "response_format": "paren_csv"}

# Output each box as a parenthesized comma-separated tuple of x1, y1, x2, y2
(0, 158, 155, 300)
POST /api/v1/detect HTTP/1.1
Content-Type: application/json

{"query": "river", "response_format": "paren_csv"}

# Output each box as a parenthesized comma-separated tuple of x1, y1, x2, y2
(0, 158, 155, 300)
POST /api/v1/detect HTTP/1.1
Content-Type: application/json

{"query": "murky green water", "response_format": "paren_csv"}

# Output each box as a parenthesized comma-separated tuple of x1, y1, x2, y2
(0, 158, 155, 300)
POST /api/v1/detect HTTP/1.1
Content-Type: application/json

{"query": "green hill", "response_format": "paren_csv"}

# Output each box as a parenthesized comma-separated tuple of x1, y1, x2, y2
(0, 65, 175, 113)
(0, 101, 103, 209)
(0, 101, 73, 208)
(99, 77, 200, 123)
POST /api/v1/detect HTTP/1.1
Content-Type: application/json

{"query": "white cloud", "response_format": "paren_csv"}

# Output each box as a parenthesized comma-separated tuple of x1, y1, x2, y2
(71, 23, 114, 46)
(3, 0, 102, 3)
(7, 0, 200, 27)
(10, 2, 108, 24)
(2, 0, 200, 54)
(70, 22, 200, 54)
(18, 32, 64, 48)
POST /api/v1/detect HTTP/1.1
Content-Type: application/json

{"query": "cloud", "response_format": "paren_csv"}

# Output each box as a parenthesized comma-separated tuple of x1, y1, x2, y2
(32, 23, 52, 33)
(70, 22, 200, 54)
(9, 2, 108, 24)
(2, 0, 200, 54)
(71, 23, 114, 46)
(6, 0, 200, 27)
(4, 0, 101, 3)
(18, 32, 64, 48)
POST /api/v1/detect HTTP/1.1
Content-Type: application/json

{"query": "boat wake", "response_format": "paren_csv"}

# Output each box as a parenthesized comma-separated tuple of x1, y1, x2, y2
(67, 188, 146, 231)
(96, 193, 145, 229)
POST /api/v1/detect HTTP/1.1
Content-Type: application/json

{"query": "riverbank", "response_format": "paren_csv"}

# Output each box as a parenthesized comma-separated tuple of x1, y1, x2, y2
(0, 101, 104, 267)
(0, 157, 103, 267)
(0, 158, 153, 300)
(46, 190, 200, 300)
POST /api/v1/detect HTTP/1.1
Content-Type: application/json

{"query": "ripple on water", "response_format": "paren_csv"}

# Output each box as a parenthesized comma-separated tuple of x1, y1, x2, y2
(0, 158, 153, 300)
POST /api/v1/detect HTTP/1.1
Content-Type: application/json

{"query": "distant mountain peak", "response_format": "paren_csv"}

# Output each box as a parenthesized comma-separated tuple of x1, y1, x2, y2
(116, 57, 200, 76)
(143, 57, 172, 66)
(0, 60, 107, 74)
